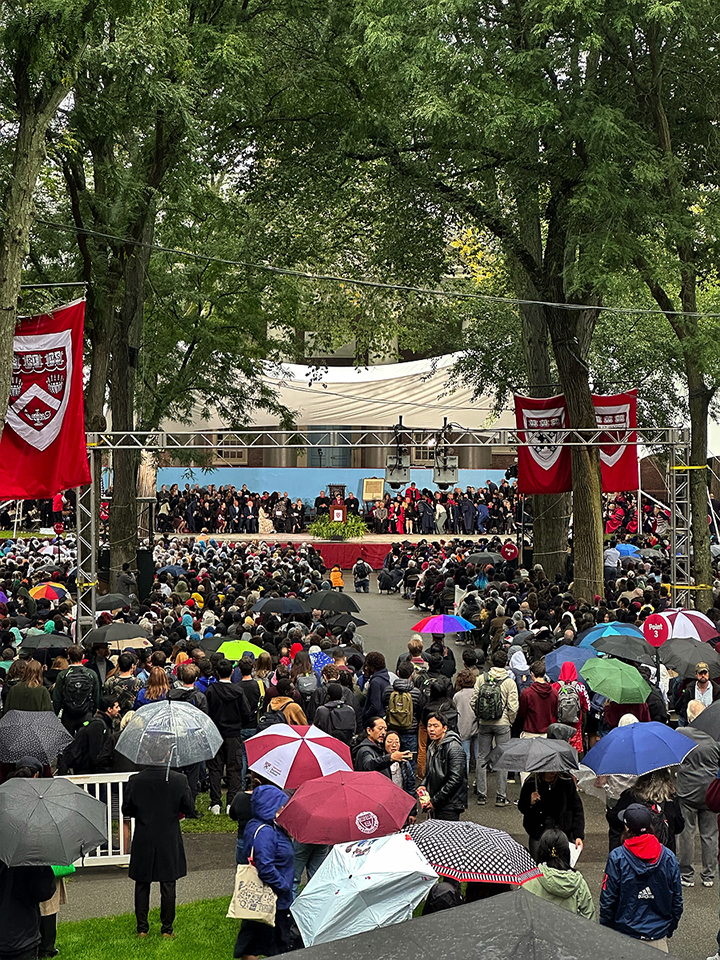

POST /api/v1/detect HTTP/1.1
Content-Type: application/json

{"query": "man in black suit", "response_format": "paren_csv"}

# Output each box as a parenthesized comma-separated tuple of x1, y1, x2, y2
(123, 767, 194, 938)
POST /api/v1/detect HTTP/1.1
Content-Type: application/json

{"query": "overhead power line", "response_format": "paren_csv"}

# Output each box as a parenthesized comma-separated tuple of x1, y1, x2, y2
(34, 218, 720, 319)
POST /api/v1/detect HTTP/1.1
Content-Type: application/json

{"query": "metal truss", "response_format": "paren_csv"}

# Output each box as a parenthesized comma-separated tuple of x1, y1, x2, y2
(86, 426, 678, 450)
(72, 425, 692, 635)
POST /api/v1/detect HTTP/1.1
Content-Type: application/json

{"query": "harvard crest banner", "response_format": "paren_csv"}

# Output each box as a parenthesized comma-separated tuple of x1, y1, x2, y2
(514, 394, 572, 494)
(593, 389, 639, 493)
(0, 300, 90, 498)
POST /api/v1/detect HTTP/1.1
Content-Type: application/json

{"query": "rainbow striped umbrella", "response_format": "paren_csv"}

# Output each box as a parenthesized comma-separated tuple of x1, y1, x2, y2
(29, 582, 69, 601)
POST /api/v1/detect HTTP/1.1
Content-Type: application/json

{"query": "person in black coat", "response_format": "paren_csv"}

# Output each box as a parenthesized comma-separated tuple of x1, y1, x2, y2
(0, 863, 56, 960)
(423, 712, 468, 820)
(122, 767, 194, 938)
(518, 772, 585, 861)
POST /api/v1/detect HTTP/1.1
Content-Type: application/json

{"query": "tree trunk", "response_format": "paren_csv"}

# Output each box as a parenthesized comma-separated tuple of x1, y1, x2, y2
(546, 306, 604, 600)
(0, 84, 66, 427)
(686, 361, 713, 610)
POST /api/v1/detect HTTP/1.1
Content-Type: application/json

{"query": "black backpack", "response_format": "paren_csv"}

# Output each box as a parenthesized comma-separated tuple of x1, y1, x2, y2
(62, 667, 95, 717)
(257, 703, 290, 732)
(325, 702, 356, 745)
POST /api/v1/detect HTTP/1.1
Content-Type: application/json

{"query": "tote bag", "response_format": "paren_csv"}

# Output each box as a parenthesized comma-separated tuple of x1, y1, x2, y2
(226, 825, 277, 926)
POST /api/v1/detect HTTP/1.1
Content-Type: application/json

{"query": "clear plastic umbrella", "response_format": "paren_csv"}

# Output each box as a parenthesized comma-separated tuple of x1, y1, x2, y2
(115, 700, 222, 767)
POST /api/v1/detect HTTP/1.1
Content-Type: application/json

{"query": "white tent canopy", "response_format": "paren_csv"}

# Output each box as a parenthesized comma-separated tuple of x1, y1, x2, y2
(162, 354, 515, 431)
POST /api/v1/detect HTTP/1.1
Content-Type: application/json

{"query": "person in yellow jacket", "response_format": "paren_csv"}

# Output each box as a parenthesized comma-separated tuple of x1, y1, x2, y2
(330, 565, 344, 592)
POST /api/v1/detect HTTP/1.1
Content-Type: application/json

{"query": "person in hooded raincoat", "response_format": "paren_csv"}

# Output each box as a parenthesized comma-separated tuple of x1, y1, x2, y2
(523, 827, 595, 919)
(551, 662, 590, 753)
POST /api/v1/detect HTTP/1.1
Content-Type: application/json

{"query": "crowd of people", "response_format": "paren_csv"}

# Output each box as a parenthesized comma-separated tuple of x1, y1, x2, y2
(2, 518, 720, 957)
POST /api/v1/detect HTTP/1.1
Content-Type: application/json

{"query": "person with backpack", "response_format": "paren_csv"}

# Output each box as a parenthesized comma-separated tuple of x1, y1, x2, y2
(206, 659, 252, 815)
(470, 650, 519, 807)
(52, 645, 100, 733)
(550, 662, 590, 753)
(56, 695, 121, 775)
(266, 678, 307, 726)
(384, 661, 424, 754)
(352, 558, 371, 593)
(290, 652, 319, 721)
(103, 653, 143, 718)
(609, 769, 685, 854)
(312, 683, 356, 745)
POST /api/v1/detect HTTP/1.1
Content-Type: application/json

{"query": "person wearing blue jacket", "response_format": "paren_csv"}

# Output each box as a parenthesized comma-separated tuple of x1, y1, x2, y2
(234, 784, 294, 960)
(600, 803, 683, 950)
(361, 652, 392, 727)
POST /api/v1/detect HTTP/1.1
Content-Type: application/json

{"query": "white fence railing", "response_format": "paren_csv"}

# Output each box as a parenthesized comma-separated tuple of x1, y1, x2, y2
(62, 772, 135, 867)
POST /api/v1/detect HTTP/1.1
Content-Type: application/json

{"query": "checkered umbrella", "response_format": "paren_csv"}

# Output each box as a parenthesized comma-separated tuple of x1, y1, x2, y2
(407, 820, 541, 884)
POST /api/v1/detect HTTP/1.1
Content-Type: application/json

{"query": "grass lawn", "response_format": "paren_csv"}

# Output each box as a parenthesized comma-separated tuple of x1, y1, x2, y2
(0, 530, 37, 539)
(58, 896, 237, 959)
(181, 792, 236, 834)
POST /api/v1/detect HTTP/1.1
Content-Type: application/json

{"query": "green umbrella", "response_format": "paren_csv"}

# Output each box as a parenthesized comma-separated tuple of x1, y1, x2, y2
(217, 639, 265, 660)
(580, 658, 651, 704)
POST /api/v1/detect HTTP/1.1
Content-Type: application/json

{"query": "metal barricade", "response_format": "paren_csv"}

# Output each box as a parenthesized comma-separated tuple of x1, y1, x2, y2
(61, 772, 135, 866)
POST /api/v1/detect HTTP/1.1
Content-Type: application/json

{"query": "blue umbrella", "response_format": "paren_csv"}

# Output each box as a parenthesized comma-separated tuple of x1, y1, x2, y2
(545, 646, 598, 682)
(310, 650, 333, 672)
(158, 564, 186, 577)
(578, 622, 644, 648)
(616, 543, 640, 556)
(582, 721, 697, 776)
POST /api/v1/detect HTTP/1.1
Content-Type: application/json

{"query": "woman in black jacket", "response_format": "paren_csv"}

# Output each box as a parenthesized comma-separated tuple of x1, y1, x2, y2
(518, 772, 585, 862)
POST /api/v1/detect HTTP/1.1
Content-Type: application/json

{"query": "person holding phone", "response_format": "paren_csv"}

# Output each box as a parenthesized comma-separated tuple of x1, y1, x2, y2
(384, 732, 418, 813)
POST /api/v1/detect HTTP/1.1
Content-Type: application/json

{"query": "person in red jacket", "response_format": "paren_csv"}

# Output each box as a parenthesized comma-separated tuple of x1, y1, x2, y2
(518, 661, 559, 735)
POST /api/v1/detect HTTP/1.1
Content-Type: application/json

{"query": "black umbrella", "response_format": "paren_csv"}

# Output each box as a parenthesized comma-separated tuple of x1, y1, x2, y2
(22, 633, 74, 651)
(691, 699, 720, 739)
(0, 710, 74, 764)
(198, 633, 226, 654)
(95, 593, 132, 611)
(489, 737, 579, 773)
(325, 613, 369, 630)
(84, 622, 148, 646)
(308, 590, 362, 613)
(660, 636, 720, 679)
(591, 634, 656, 665)
(466, 551, 503, 565)
(252, 596, 311, 615)
(158, 564, 186, 577)
(277, 888, 664, 960)
(0, 778, 106, 866)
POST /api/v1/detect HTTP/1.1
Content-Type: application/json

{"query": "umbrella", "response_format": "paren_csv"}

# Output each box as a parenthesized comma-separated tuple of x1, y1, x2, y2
(578, 622, 644, 648)
(29, 582, 68, 601)
(544, 646, 597, 682)
(466, 551, 503, 565)
(407, 820, 540, 885)
(38, 545, 69, 557)
(691, 699, 720, 740)
(276, 771, 415, 844)
(22, 633, 74, 651)
(246, 724, 352, 789)
(283, 887, 667, 960)
(0, 710, 74, 764)
(107, 636, 152, 652)
(83, 623, 149, 646)
(307, 590, 362, 613)
(489, 738, 579, 773)
(252, 596, 311, 615)
(580, 658, 651, 703)
(95, 593, 131, 611)
(411, 614, 476, 634)
(0, 778, 106, 866)
(0, 590, 7, 603)
(290, 833, 437, 947)
(637, 548, 664, 558)
(591, 634, 656, 665)
(217, 639, 265, 660)
(656, 608, 719, 644)
(325, 613, 368, 630)
(115, 700, 222, 767)
(616, 543, 639, 556)
(198, 634, 226, 654)
(660, 636, 720, 679)
(158, 564, 186, 577)
(309, 650, 333, 671)
(582, 721, 697, 776)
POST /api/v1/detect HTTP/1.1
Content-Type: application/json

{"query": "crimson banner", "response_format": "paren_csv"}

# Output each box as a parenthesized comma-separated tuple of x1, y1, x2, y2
(514, 394, 572, 494)
(0, 300, 90, 498)
(593, 390, 639, 493)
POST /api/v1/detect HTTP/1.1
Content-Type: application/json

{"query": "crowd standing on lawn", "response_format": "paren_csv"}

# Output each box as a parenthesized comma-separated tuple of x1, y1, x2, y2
(2, 519, 720, 958)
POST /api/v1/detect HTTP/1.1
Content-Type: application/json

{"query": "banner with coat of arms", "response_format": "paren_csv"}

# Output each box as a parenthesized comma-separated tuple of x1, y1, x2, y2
(514, 394, 572, 494)
(0, 300, 90, 498)
(514, 390, 639, 495)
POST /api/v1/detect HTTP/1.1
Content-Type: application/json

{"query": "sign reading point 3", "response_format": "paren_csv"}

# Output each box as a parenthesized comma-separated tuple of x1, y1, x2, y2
(643, 613, 669, 648)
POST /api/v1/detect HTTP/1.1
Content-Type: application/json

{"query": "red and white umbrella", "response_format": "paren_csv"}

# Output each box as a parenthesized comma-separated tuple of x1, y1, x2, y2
(245, 724, 352, 789)
(653, 609, 719, 644)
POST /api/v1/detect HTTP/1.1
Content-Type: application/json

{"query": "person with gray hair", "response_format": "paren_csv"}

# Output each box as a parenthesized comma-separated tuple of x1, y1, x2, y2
(676, 700, 720, 888)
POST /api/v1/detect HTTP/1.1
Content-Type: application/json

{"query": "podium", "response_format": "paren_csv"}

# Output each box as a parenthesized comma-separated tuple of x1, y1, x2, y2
(331, 506, 347, 523)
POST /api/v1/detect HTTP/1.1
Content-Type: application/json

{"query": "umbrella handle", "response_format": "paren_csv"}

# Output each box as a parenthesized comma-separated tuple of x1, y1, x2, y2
(166, 742, 177, 781)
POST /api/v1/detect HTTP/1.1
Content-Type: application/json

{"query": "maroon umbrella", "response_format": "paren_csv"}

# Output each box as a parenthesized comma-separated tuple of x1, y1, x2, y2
(276, 770, 415, 844)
